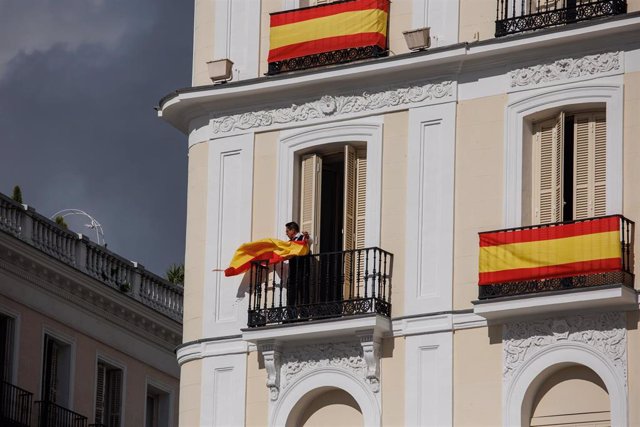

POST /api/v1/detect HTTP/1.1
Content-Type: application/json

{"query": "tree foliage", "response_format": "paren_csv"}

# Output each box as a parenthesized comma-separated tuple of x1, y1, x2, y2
(12, 185, 22, 204)
(166, 263, 184, 286)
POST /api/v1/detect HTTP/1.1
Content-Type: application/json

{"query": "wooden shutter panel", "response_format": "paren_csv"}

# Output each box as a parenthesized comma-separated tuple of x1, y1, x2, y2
(43, 336, 59, 403)
(95, 362, 106, 424)
(343, 146, 356, 252)
(573, 112, 606, 219)
(533, 112, 564, 224)
(107, 369, 122, 427)
(300, 154, 322, 253)
(355, 150, 367, 251)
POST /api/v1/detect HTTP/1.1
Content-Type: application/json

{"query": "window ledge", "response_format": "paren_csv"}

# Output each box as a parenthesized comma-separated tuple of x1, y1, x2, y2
(473, 284, 637, 323)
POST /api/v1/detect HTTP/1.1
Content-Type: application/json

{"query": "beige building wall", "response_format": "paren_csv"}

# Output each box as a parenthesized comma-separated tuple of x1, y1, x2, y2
(387, 0, 412, 56)
(1, 294, 179, 426)
(179, 359, 203, 427)
(183, 141, 209, 342)
(458, 0, 496, 43)
(381, 336, 405, 426)
(453, 326, 502, 426)
(453, 95, 506, 310)
(623, 71, 640, 280)
(253, 130, 280, 239)
(382, 111, 408, 317)
(192, 0, 216, 86)
(246, 351, 269, 426)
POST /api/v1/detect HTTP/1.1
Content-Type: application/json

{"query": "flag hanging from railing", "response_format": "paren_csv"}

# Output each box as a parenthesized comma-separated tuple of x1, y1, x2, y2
(268, 0, 389, 64)
(478, 216, 622, 285)
(224, 238, 309, 277)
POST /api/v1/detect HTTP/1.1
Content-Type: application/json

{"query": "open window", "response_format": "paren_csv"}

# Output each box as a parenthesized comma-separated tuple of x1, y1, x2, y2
(0, 313, 15, 382)
(41, 334, 72, 406)
(298, 144, 366, 255)
(525, 109, 606, 224)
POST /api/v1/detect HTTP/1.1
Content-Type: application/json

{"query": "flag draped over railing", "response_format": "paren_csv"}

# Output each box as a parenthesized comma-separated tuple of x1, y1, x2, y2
(224, 238, 309, 277)
(478, 216, 622, 285)
(268, 0, 389, 64)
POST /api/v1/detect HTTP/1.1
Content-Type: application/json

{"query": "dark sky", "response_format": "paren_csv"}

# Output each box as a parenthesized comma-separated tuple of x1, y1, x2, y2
(0, 1, 193, 275)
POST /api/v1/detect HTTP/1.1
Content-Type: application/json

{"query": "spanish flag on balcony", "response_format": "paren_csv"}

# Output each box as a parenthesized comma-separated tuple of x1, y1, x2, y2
(478, 216, 622, 286)
(224, 238, 309, 277)
(268, 0, 389, 64)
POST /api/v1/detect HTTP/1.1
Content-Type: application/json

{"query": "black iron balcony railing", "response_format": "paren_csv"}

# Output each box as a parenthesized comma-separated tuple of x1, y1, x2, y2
(35, 401, 87, 427)
(0, 381, 32, 427)
(495, 0, 627, 37)
(478, 215, 634, 300)
(248, 247, 393, 327)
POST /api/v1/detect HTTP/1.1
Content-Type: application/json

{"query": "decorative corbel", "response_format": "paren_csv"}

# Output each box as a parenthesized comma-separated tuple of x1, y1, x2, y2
(358, 333, 381, 392)
(259, 342, 282, 400)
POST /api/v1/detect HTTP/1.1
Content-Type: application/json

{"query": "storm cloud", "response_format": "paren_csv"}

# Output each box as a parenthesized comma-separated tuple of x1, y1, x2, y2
(0, 0, 193, 274)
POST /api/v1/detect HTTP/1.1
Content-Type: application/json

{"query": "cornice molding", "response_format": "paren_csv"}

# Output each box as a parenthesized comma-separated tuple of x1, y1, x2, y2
(0, 241, 181, 351)
(210, 81, 455, 136)
(509, 51, 622, 90)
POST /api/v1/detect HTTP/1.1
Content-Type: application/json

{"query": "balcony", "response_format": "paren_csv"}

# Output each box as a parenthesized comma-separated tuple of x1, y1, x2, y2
(495, 0, 627, 37)
(267, 0, 389, 74)
(0, 381, 32, 427)
(474, 215, 636, 321)
(247, 247, 392, 328)
(35, 401, 87, 427)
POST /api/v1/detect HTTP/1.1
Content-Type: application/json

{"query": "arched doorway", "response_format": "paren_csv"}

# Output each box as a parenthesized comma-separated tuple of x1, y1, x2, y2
(287, 387, 363, 427)
(529, 365, 610, 426)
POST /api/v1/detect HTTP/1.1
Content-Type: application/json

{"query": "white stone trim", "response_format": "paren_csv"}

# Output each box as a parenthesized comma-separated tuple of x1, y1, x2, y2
(405, 102, 456, 315)
(276, 117, 383, 248)
(176, 337, 247, 365)
(210, 81, 455, 138)
(508, 51, 622, 92)
(271, 368, 381, 426)
(203, 133, 254, 338)
(405, 331, 453, 426)
(503, 313, 628, 426)
(504, 80, 624, 227)
(200, 354, 247, 427)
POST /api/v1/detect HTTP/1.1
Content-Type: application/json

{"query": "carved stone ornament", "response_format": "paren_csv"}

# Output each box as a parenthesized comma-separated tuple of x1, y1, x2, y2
(259, 343, 282, 401)
(509, 52, 621, 88)
(211, 81, 454, 134)
(274, 337, 381, 398)
(503, 312, 626, 382)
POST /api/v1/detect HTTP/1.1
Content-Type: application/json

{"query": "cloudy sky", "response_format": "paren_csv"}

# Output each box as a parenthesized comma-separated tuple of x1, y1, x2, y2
(0, 0, 194, 275)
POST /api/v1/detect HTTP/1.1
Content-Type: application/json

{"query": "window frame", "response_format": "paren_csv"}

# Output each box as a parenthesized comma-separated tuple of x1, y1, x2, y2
(503, 82, 623, 228)
(40, 327, 76, 408)
(94, 352, 126, 427)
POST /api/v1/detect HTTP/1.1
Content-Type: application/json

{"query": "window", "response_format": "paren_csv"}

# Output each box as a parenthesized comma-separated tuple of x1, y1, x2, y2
(94, 360, 123, 427)
(145, 383, 170, 427)
(527, 110, 606, 224)
(41, 334, 72, 406)
(298, 145, 366, 254)
(299, 0, 334, 7)
(0, 313, 15, 382)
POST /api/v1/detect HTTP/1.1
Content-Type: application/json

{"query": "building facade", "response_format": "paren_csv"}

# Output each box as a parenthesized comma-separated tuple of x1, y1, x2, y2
(159, 0, 640, 425)
(0, 193, 182, 427)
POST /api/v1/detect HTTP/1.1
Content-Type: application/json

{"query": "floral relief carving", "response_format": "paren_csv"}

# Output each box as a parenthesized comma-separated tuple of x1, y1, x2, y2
(503, 312, 627, 382)
(280, 341, 368, 391)
(211, 81, 454, 134)
(509, 52, 621, 88)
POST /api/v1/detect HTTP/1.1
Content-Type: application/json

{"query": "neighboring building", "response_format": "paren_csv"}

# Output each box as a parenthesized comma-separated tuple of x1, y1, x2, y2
(158, 0, 640, 425)
(0, 193, 182, 426)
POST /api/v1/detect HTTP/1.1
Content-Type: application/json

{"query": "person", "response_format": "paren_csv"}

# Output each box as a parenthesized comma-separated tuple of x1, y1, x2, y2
(285, 222, 309, 321)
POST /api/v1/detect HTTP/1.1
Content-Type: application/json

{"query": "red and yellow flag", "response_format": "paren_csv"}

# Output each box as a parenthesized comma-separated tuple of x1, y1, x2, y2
(479, 216, 622, 285)
(224, 238, 309, 277)
(268, 0, 389, 63)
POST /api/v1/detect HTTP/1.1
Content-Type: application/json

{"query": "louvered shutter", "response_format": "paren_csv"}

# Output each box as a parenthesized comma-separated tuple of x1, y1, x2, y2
(533, 113, 564, 224)
(342, 146, 356, 298)
(43, 336, 59, 403)
(107, 369, 122, 427)
(95, 362, 106, 424)
(573, 112, 606, 219)
(354, 151, 367, 298)
(300, 154, 322, 253)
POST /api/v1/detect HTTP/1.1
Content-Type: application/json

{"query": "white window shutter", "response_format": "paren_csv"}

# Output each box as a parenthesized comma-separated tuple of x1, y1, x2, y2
(355, 150, 367, 250)
(107, 369, 123, 427)
(343, 145, 356, 252)
(300, 154, 322, 253)
(95, 362, 106, 424)
(533, 112, 564, 224)
(573, 112, 606, 219)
